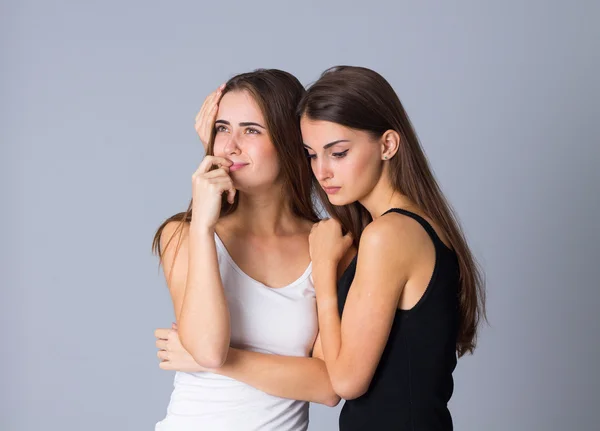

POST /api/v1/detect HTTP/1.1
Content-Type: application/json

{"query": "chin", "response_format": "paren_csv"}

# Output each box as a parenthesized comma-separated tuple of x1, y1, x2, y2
(326, 194, 352, 207)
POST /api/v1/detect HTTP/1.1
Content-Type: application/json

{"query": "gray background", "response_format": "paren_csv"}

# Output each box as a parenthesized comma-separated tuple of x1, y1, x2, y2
(2, 0, 599, 430)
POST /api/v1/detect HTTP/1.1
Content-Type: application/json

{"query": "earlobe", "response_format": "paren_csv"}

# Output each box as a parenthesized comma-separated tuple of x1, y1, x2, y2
(381, 130, 400, 160)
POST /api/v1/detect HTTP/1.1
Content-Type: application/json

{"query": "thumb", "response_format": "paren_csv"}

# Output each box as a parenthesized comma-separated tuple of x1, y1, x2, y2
(227, 187, 236, 205)
(343, 232, 353, 248)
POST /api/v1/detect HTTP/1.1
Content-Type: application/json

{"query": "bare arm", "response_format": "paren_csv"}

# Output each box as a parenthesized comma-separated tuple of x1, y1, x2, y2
(159, 218, 230, 369)
(156, 327, 339, 406)
(312, 219, 416, 400)
(215, 335, 339, 406)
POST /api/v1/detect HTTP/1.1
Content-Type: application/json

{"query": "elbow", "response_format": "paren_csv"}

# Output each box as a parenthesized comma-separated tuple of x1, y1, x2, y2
(332, 377, 369, 401)
(322, 392, 341, 407)
(192, 349, 228, 369)
(179, 330, 229, 369)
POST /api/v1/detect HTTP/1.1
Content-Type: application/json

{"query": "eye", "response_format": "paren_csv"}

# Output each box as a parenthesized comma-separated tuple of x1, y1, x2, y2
(245, 127, 260, 135)
(215, 125, 228, 133)
(304, 150, 316, 160)
(332, 149, 349, 158)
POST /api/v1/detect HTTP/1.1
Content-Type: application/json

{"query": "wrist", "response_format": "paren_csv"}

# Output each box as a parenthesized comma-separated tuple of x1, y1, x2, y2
(189, 222, 215, 237)
(316, 293, 338, 310)
(313, 262, 336, 281)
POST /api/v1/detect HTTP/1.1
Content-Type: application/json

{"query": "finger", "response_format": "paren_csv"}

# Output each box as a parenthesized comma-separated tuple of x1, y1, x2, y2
(203, 91, 222, 126)
(208, 178, 235, 193)
(195, 103, 205, 124)
(159, 361, 173, 370)
(344, 233, 353, 246)
(155, 328, 170, 340)
(196, 156, 233, 174)
(203, 167, 231, 179)
(156, 339, 168, 350)
(195, 103, 208, 125)
(157, 350, 169, 360)
(215, 84, 225, 103)
(204, 179, 235, 203)
(196, 90, 218, 122)
(195, 102, 205, 123)
(227, 187, 236, 205)
(212, 86, 222, 103)
(207, 103, 219, 123)
(203, 89, 220, 117)
(208, 179, 236, 198)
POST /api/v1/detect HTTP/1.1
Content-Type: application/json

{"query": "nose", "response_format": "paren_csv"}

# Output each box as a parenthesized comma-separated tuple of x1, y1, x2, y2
(223, 135, 241, 156)
(313, 157, 333, 182)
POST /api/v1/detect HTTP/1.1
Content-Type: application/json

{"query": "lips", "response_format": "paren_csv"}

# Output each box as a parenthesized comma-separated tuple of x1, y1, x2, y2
(229, 163, 249, 172)
(322, 186, 341, 195)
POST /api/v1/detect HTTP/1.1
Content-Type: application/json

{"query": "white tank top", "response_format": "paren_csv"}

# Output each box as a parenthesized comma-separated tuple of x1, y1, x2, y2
(156, 233, 318, 431)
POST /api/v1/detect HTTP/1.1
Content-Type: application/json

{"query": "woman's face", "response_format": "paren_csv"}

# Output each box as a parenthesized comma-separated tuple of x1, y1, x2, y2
(300, 116, 383, 206)
(213, 90, 280, 192)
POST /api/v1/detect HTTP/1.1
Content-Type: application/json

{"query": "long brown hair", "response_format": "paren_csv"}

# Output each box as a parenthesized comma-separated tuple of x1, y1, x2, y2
(298, 66, 485, 356)
(152, 69, 320, 264)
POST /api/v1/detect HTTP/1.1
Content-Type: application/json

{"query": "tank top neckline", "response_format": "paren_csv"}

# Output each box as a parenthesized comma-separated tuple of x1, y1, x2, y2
(214, 232, 313, 290)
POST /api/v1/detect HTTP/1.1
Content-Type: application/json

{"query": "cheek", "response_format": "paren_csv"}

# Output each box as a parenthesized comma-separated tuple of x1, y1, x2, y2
(250, 138, 278, 163)
(245, 137, 281, 178)
(339, 152, 374, 180)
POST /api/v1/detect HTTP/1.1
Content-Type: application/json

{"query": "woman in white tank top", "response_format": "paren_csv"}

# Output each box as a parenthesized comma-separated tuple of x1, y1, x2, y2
(151, 70, 350, 431)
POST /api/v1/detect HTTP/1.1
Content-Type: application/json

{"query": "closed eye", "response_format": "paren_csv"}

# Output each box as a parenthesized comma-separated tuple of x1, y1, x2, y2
(332, 149, 349, 158)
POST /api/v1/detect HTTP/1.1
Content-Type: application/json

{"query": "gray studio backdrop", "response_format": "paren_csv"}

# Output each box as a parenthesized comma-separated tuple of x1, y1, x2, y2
(2, 1, 598, 430)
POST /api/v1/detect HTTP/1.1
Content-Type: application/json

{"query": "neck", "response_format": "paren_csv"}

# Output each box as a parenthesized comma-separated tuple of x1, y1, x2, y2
(359, 168, 415, 220)
(229, 184, 299, 236)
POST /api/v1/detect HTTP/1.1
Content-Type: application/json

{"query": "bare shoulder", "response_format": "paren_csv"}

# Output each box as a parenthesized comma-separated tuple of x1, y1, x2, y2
(160, 221, 190, 256)
(360, 214, 432, 265)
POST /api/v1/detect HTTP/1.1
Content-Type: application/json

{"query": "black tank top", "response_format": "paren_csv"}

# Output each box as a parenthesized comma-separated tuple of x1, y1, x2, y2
(337, 208, 460, 431)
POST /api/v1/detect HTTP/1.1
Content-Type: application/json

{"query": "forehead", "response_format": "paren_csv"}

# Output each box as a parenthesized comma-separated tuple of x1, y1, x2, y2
(300, 117, 355, 148)
(217, 90, 264, 121)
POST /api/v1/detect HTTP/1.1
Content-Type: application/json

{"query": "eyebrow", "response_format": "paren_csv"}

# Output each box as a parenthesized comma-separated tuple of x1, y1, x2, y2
(215, 120, 266, 129)
(303, 139, 351, 150)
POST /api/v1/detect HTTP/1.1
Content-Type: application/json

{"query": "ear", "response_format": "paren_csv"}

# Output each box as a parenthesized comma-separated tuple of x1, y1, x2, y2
(380, 130, 400, 161)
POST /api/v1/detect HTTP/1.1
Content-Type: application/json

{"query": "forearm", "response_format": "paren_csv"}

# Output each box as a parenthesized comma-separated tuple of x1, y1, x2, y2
(314, 266, 352, 395)
(179, 225, 230, 368)
(215, 348, 339, 406)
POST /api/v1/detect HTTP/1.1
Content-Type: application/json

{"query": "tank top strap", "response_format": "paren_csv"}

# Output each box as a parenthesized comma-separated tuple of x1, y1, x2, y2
(381, 208, 452, 253)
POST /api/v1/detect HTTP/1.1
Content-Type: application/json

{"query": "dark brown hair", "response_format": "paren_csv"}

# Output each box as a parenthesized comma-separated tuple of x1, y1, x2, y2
(298, 66, 485, 356)
(152, 69, 319, 263)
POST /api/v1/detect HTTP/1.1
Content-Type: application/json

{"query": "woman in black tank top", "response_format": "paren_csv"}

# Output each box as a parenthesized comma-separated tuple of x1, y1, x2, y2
(298, 66, 486, 430)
